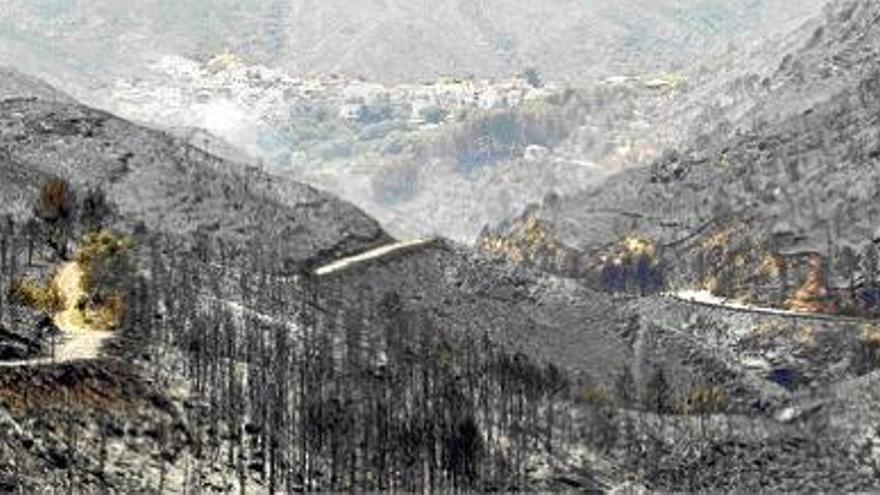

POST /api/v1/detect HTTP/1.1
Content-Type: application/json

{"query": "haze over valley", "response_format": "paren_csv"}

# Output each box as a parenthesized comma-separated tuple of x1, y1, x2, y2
(1, 0, 827, 241)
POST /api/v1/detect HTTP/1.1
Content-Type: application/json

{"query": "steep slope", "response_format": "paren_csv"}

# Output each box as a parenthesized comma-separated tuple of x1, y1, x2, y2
(0, 73, 390, 268)
(0, 2, 830, 251)
(317, 241, 632, 384)
(489, 0, 880, 304)
(0, 67, 638, 391)
(0, 71, 644, 491)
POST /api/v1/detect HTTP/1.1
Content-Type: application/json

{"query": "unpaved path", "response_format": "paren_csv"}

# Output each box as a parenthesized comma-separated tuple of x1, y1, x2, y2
(0, 262, 113, 367)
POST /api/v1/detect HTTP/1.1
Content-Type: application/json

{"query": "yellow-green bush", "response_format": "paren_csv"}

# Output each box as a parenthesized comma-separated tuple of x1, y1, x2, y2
(75, 229, 134, 293)
(8, 277, 65, 314)
(84, 294, 126, 331)
(75, 229, 134, 268)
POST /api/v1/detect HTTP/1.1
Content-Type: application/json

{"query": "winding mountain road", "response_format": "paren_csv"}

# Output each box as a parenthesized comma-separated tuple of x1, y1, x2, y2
(670, 290, 877, 324)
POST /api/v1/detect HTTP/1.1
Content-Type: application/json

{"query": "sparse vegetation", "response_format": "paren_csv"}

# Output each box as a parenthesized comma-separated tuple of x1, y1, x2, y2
(786, 255, 836, 315)
(82, 292, 125, 331)
(72, 230, 134, 331)
(6, 182, 133, 335)
(852, 324, 880, 375)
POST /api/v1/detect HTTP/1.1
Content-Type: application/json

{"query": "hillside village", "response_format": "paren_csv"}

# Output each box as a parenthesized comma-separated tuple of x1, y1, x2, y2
(111, 52, 561, 152)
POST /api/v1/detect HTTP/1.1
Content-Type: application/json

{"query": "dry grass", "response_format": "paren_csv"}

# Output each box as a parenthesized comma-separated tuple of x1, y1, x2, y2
(701, 228, 731, 252)
(66, 230, 134, 331)
(84, 294, 125, 331)
(11, 244, 128, 333)
(786, 255, 835, 314)
(478, 214, 570, 270)
(620, 234, 657, 260)
(796, 325, 817, 349)
(701, 274, 719, 294)
(758, 254, 785, 280)
(743, 320, 817, 351)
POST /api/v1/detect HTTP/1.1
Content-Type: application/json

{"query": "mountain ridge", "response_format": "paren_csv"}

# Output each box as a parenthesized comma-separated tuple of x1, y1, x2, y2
(1, 0, 826, 89)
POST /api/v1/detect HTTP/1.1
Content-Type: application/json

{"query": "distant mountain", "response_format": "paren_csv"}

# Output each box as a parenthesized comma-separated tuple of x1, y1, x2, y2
(1, 0, 825, 90)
